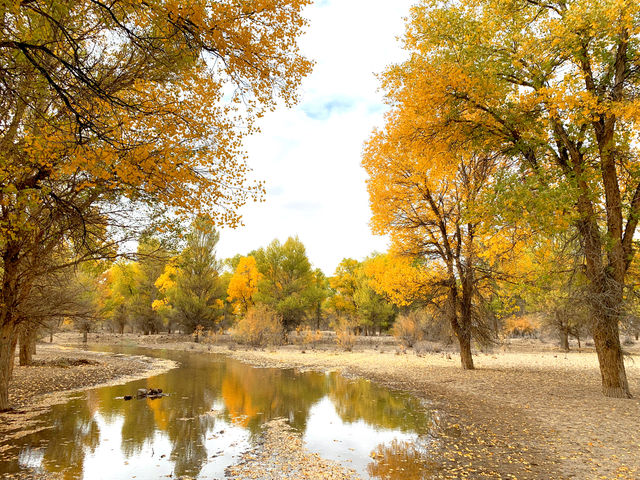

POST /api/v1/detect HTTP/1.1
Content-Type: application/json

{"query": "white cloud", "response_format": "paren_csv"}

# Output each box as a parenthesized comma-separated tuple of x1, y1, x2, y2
(217, 0, 414, 275)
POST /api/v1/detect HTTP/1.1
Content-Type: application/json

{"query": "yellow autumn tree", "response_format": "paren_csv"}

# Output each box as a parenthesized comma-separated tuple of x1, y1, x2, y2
(364, 120, 512, 368)
(0, 0, 311, 411)
(227, 256, 261, 315)
(382, 0, 640, 397)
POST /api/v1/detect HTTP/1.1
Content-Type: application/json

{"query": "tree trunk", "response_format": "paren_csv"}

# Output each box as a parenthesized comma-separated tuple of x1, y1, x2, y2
(0, 323, 18, 412)
(560, 328, 570, 351)
(82, 331, 88, 343)
(458, 331, 474, 370)
(592, 314, 630, 398)
(19, 325, 37, 366)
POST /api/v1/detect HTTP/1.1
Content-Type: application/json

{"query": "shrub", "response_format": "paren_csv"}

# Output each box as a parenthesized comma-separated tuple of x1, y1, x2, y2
(391, 311, 425, 348)
(202, 329, 218, 349)
(334, 318, 357, 352)
(301, 327, 323, 350)
(233, 305, 284, 347)
(192, 324, 205, 343)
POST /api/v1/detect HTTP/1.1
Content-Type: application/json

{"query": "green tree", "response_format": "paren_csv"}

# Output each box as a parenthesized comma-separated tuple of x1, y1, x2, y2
(306, 269, 331, 330)
(170, 218, 224, 334)
(253, 237, 315, 331)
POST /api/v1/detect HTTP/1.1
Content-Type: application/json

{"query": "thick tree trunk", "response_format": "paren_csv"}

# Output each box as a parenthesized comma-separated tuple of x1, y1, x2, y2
(82, 331, 88, 343)
(0, 323, 18, 412)
(592, 313, 630, 398)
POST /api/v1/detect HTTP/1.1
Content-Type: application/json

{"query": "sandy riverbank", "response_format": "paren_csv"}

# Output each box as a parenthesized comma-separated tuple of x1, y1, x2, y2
(63, 332, 640, 480)
(0, 344, 177, 445)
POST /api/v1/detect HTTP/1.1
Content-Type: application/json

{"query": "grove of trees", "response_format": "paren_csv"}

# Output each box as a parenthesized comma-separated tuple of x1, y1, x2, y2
(2, 0, 639, 415)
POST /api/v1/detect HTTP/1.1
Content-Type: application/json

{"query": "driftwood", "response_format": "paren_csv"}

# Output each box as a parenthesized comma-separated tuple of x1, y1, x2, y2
(122, 388, 166, 400)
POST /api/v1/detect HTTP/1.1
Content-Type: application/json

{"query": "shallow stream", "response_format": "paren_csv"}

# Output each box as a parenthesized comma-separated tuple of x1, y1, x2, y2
(0, 347, 433, 479)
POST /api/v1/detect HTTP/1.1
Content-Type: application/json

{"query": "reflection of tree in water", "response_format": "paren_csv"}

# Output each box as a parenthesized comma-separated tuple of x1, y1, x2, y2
(327, 374, 430, 432)
(367, 439, 437, 480)
(35, 396, 100, 480)
(220, 360, 326, 433)
(118, 353, 224, 477)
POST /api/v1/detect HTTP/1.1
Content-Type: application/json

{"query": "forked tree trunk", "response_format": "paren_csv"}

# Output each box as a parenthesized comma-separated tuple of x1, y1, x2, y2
(0, 323, 18, 412)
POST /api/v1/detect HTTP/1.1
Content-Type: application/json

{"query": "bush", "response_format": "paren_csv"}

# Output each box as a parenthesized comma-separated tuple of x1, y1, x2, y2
(391, 311, 425, 348)
(504, 315, 541, 338)
(297, 326, 323, 350)
(233, 305, 284, 347)
(334, 317, 357, 351)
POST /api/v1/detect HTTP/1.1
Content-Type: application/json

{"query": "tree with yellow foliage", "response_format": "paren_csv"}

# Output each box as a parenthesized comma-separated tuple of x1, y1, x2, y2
(0, 0, 311, 410)
(363, 133, 505, 368)
(380, 0, 639, 397)
(227, 256, 261, 315)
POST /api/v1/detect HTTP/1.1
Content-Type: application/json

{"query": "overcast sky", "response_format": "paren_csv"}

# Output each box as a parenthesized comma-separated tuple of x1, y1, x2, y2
(217, 0, 415, 275)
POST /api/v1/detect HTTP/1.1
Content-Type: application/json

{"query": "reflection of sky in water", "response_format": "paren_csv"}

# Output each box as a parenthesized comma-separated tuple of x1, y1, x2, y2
(2, 348, 431, 480)
(80, 414, 250, 480)
(304, 397, 418, 478)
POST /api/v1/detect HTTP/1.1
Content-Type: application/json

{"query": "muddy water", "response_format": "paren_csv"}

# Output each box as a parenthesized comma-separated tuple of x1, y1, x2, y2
(0, 347, 432, 479)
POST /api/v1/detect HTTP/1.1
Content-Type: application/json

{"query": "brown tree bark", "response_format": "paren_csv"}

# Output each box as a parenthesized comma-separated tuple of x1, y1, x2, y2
(0, 323, 18, 412)
(458, 332, 474, 370)
(447, 277, 475, 371)
(591, 305, 630, 398)
(19, 326, 36, 366)
(559, 329, 569, 351)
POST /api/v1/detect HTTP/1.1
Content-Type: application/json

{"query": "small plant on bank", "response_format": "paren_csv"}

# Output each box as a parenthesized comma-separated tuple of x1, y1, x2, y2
(192, 324, 205, 343)
(233, 305, 284, 348)
(301, 327, 323, 350)
(202, 329, 218, 350)
(391, 311, 425, 348)
(334, 318, 356, 352)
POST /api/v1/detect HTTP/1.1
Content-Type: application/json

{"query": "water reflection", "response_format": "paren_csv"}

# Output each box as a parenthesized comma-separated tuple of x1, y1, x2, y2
(0, 348, 432, 479)
(367, 439, 437, 480)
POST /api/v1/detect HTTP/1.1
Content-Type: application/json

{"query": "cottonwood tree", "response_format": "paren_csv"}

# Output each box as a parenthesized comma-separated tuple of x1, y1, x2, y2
(227, 256, 262, 316)
(0, 0, 311, 410)
(328, 257, 395, 335)
(363, 131, 507, 369)
(156, 218, 225, 335)
(388, 0, 639, 397)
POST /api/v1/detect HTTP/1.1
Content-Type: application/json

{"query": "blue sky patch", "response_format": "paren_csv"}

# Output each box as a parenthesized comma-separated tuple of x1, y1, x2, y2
(301, 96, 357, 121)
